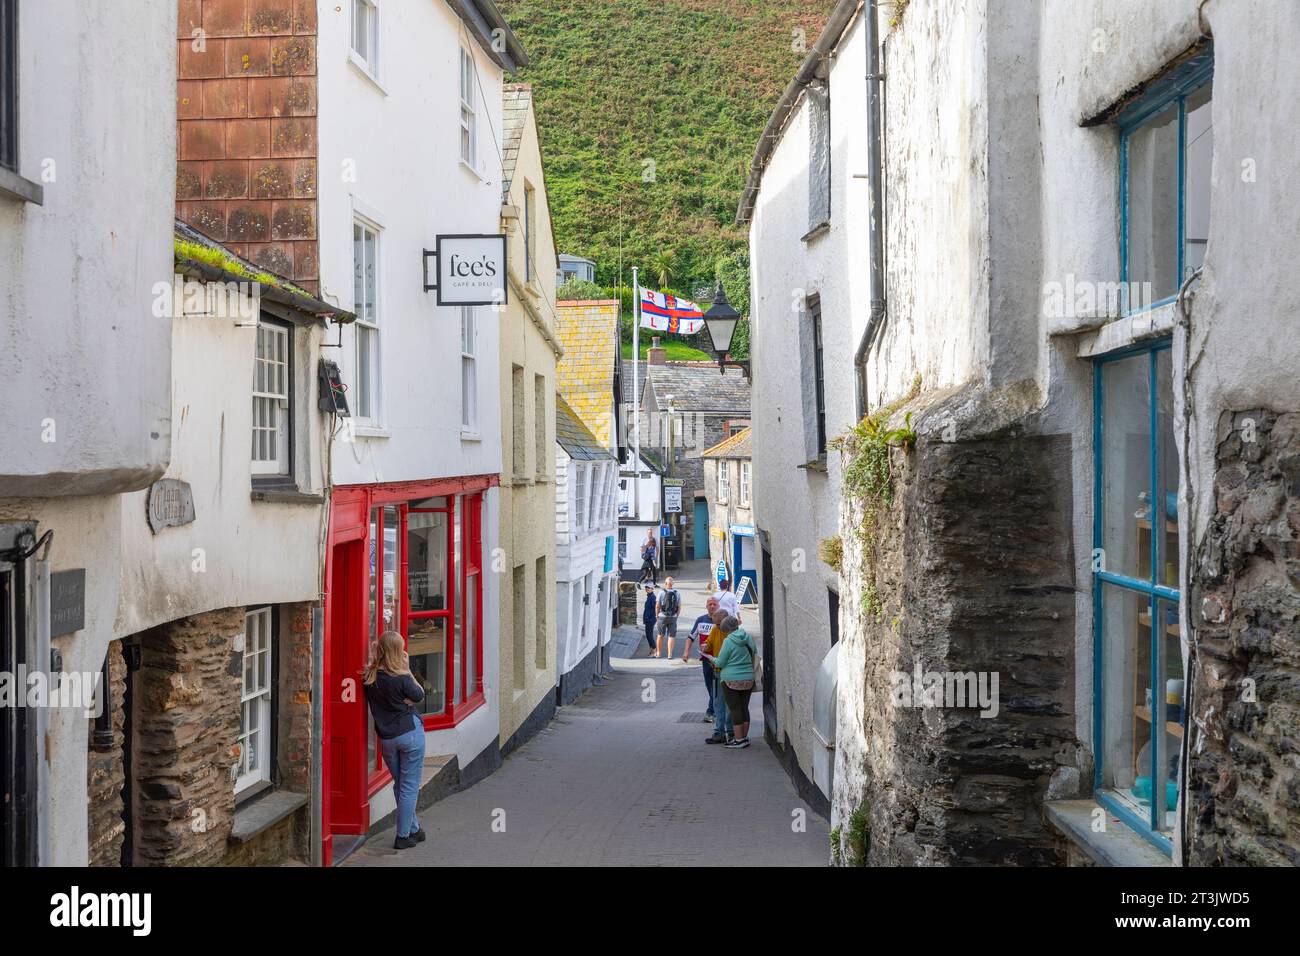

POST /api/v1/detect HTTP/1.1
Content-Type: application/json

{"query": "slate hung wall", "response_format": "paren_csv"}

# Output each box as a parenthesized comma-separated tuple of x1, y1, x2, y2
(177, 0, 319, 291)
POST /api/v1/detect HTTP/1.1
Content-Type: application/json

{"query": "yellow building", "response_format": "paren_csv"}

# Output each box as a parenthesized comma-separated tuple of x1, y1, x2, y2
(555, 299, 620, 449)
(497, 84, 564, 753)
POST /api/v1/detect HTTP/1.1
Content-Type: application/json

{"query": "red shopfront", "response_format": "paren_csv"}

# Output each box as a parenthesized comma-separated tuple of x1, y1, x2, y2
(322, 474, 496, 864)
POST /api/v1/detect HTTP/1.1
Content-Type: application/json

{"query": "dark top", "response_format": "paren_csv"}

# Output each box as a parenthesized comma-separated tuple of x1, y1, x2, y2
(642, 591, 657, 622)
(642, 541, 657, 561)
(364, 669, 425, 739)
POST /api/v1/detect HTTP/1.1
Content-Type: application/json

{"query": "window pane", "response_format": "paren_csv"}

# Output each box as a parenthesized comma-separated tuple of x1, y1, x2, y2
(409, 617, 446, 716)
(1099, 585, 1152, 803)
(1155, 350, 1178, 587)
(352, 1, 366, 59)
(1100, 352, 1151, 580)
(368, 507, 380, 640)
(407, 511, 447, 612)
(364, 229, 377, 325)
(381, 505, 399, 633)
(408, 509, 448, 718)
(1183, 82, 1213, 278)
(1126, 103, 1179, 302)
(466, 572, 478, 696)
(353, 224, 364, 314)
(357, 326, 372, 419)
(1152, 597, 1182, 832)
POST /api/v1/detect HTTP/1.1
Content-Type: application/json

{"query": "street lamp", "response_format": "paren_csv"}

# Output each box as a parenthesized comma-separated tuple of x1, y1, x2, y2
(702, 281, 749, 378)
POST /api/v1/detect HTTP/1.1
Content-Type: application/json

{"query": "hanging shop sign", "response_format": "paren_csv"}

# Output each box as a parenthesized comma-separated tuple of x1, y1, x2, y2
(423, 234, 508, 307)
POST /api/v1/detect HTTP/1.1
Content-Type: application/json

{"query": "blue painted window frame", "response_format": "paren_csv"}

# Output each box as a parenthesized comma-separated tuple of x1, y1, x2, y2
(1117, 46, 1213, 315)
(1092, 340, 1179, 856)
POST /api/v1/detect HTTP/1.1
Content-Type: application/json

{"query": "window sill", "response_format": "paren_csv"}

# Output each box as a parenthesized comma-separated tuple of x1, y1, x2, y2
(510, 475, 534, 487)
(229, 789, 308, 845)
(353, 423, 390, 440)
(801, 220, 830, 243)
(460, 429, 482, 442)
(798, 456, 829, 474)
(1043, 799, 1172, 866)
(0, 166, 44, 205)
(347, 51, 388, 95)
(1074, 300, 1179, 359)
(460, 159, 484, 181)
(251, 486, 326, 505)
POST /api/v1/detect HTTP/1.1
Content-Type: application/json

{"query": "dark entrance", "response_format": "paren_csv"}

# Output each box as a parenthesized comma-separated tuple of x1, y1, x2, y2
(760, 543, 776, 740)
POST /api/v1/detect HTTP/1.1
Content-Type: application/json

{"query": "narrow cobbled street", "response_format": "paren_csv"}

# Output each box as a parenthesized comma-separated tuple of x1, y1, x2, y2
(350, 562, 828, 866)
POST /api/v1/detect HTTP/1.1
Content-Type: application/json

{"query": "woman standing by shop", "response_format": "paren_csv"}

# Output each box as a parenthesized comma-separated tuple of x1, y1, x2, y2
(363, 631, 428, 849)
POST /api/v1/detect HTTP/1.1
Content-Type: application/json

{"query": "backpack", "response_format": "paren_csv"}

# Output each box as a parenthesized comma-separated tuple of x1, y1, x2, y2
(661, 589, 680, 616)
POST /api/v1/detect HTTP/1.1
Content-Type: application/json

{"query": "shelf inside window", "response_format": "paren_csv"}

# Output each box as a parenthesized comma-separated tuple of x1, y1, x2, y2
(1133, 705, 1184, 739)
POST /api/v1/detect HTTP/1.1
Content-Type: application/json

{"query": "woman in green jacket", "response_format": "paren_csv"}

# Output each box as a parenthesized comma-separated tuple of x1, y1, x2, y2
(708, 616, 758, 749)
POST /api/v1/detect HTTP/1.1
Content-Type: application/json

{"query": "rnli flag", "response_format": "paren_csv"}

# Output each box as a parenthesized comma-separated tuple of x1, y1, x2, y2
(639, 289, 705, 334)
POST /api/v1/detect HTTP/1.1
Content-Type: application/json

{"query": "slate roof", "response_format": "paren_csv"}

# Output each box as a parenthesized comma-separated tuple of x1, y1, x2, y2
(501, 84, 531, 201)
(556, 394, 615, 461)
(702, 426, 752, 460)
(621, 359, 645, 406)
(644, 362, 751, 414)
(173, 220, 353, 322)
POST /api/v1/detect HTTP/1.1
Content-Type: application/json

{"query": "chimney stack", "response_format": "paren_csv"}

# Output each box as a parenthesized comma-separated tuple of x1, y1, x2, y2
(648, 336, 667, 365)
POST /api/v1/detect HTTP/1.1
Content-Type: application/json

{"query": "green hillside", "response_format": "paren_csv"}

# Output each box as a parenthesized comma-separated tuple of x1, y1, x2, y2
(498, 0, 829, 298)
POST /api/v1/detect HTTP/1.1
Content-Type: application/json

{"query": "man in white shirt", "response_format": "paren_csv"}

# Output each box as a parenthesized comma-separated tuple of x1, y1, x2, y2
(714, 578, 740, 621)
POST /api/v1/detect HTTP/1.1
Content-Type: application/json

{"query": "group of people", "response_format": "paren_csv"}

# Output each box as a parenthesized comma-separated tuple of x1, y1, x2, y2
(642, 575, 757, 749)
(361, 531, 759, 851)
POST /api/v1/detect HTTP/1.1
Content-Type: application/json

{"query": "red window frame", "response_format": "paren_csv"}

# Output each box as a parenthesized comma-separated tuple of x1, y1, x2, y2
(343, 478, 491, 798)
(373, 489, 485, 722)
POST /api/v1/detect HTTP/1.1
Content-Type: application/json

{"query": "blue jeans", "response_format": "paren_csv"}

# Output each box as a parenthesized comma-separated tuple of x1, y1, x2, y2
(702, 661, 716, 715)
(713, 677, 734, 739)
(380, 714, 425, 838)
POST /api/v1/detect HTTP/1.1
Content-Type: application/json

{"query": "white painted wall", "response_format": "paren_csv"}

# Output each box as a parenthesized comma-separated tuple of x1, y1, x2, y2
(747, 14, 869, 797)
(315, 0, 507, 776)
(555, 452, 618, 676)
(0, 0, 177, 865)
(809, 0, 1300, 858)
(0, 0, 176, 498)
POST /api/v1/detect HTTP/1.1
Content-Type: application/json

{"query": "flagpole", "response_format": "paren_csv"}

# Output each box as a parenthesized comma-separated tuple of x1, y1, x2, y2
(631, 266, 641, 526)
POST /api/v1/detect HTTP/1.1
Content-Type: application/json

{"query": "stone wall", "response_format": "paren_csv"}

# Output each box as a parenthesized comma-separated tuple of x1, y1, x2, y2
(87, 639, 127, 867)
(132, 607, 244, 866)
(1186, 409, 1300, 866)
(834, 385, 1079, 865)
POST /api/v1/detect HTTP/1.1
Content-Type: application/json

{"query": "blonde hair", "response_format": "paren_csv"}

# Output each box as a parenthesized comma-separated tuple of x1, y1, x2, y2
(363, 630, 410, 685)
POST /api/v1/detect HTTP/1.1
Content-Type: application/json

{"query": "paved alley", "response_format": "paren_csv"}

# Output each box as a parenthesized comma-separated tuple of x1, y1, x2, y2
(350, 562, 829, 867)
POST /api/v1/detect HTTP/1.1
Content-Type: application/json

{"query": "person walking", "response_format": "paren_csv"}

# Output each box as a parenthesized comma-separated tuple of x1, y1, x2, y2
(701, 607, 733, 744)
(711, 616, 758, 749)
(362, 630, 427, 849)
(688, 597, 720, 717)
(641, 582, 658, 655)
(654, 575, 682, 660)
(714, 577, 740, 622)
(638, 530, 659, 585)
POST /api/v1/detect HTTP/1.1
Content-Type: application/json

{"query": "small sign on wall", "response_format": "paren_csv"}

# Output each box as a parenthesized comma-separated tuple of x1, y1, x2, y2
(50, 569, 86, 637)
(146, 478, 196, 534)
(664, 486, 682, 513)
(424, 234, 508, 307)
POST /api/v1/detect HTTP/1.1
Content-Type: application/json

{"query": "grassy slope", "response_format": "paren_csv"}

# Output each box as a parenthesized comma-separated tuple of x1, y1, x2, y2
(498, 0, 829, 291)
(620, 339, 713, 361)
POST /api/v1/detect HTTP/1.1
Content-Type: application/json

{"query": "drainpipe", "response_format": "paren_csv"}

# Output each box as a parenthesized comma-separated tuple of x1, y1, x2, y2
(853, 0, 886, 420)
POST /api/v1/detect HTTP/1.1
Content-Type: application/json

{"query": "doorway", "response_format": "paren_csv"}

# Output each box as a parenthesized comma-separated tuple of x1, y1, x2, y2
(693, 498, 709, 559)
(324, 537, 367, 865)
